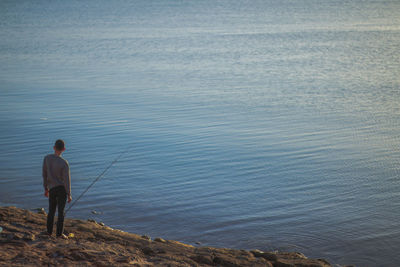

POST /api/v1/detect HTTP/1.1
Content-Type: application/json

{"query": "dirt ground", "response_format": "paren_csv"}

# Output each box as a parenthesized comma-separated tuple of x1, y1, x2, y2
(0, 206, 336, 267)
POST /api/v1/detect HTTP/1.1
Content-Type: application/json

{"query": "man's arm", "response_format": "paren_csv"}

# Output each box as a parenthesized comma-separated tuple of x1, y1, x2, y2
(64, 162, 72, 203)
(42, 157, 49, 197)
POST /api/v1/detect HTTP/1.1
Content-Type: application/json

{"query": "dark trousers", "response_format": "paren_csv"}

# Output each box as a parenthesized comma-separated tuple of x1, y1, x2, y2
(47, 185, 67, 236)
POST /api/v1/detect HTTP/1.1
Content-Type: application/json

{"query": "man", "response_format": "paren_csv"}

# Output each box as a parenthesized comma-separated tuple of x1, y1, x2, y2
(42, 139, 72, 238)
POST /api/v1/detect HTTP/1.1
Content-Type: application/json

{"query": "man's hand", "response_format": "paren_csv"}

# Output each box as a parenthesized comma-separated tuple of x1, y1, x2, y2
(68, 195, 72, 203)
(44, 189, 49, 198)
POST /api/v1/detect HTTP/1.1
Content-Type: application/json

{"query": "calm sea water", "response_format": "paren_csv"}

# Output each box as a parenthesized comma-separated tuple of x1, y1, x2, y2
(1, 0, 400, 266)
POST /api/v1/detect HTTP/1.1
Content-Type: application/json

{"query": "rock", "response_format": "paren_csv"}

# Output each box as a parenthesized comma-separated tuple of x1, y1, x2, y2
(195, 241, 202, 245)
(156, 248, 166, 254)
(23, 233, 35, 241)
(116, 256, 132, 263)
(274, 258, 331, 267)
(7, 233, 24, 240)
(99, 222, 105, 226)
(263, 253, 279, 261)
(6, 233, 14, 240)
(14, 233, 22, 240)
(213, 255, 242, 267)
(37, 208, 47, 215)
(251, 250, 278, 261)
(141, 247, 155, 256)
(191, 255, 214, 265)
(154, 237, 166, 243)
(317, 259, 332, 265)
(87, 219, 97, 223)
(278, 251, 308, 259)
(251, 249, 264, 256)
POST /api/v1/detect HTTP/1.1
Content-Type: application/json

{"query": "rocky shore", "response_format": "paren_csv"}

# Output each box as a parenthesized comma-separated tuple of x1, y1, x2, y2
(0, 206, 346, 266)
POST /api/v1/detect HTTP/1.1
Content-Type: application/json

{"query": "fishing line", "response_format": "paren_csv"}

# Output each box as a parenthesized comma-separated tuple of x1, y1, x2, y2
(64, 147, 131, 215)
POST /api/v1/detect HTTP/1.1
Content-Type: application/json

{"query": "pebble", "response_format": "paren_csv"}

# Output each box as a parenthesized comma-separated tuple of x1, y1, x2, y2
(87, 219, 97, 223)
(37, 208, 47, 215)
(154, 237, 166, 243)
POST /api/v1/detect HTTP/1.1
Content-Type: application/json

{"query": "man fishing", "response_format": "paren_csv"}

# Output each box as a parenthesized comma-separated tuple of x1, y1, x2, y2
(42, 139, 72, 239)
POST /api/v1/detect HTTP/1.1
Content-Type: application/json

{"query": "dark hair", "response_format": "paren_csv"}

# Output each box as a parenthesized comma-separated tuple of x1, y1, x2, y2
(54, 139, 65, 151)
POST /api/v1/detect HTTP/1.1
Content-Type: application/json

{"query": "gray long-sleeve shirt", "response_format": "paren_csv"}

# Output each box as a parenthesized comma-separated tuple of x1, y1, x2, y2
(42, 154, 71, 196)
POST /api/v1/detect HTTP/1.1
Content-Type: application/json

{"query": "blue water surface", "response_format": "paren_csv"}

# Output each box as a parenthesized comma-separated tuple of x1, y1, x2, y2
(1, 1, 400, 266)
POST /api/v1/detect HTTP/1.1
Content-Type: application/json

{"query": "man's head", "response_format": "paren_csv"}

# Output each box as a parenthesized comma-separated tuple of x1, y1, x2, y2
(54, 139, 65, 152)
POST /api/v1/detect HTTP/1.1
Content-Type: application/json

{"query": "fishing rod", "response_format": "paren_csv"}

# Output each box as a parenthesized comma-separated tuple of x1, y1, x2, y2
(64, 147, 131, 215)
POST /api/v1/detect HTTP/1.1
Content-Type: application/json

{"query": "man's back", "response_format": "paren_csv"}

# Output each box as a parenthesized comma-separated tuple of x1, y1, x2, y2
(42, 154, 71, 197)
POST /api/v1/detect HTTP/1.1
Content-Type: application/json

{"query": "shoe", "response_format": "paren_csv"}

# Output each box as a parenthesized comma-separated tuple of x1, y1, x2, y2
(40, 231, 52, 237)
(56, 234, 68, 240)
